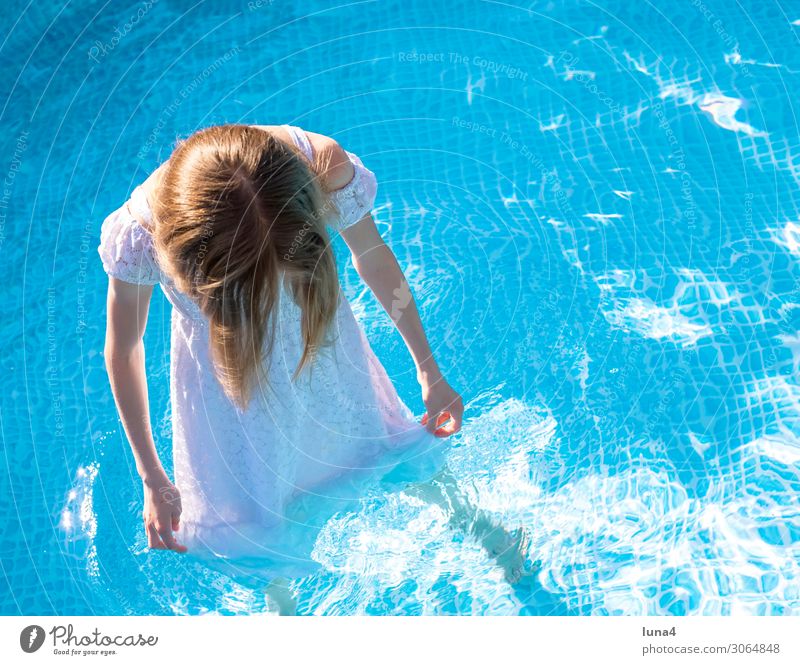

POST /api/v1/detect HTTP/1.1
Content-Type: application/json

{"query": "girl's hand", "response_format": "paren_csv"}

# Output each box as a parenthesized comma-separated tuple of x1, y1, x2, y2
(420, 374, 464, 437)
(142, 473, 187, 553)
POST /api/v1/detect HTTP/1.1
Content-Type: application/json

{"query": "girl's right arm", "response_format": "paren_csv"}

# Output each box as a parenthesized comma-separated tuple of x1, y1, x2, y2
(104, 276, 187, 553)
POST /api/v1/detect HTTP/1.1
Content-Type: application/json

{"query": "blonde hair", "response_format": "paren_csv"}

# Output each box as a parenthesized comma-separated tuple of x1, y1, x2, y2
(152, 123, 340, 410)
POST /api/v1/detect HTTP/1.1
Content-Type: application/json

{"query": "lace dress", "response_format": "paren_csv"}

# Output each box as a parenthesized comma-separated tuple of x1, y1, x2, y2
(98, 125, 445, 581)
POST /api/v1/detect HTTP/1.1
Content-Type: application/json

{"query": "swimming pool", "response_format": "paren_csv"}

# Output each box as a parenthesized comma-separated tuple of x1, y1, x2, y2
(2, 0, 799, 615)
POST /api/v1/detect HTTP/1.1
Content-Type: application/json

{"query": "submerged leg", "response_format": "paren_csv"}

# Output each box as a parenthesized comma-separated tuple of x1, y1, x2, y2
(264, 576, 297, 616)
(404, 468, 531, 583)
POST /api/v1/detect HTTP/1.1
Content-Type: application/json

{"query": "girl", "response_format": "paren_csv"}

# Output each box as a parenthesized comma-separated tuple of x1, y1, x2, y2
(99, 124, 525, 610)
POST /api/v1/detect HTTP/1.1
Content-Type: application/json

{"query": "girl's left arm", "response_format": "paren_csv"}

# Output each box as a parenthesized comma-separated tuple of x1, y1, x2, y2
(341, 213, 464, 436)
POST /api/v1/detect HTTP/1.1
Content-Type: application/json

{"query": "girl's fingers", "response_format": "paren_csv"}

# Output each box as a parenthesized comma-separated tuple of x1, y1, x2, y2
(431, 412, 454, 436)
(157, 522, 187, 553)
(450, 405, 464, 430)
(146, 522, 166, 550)
(422, 412, 437, 433)
(423, 408, 463, 436)
(435, 420, 461, 437)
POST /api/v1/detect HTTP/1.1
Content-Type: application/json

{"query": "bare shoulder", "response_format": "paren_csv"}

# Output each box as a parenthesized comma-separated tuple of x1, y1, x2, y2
(139, 161, 168, 198)
(250, 124, 353, 190)
(303, 131, 355, 191)
(132, 161, 169, 225)
(252, 124, 291, 145)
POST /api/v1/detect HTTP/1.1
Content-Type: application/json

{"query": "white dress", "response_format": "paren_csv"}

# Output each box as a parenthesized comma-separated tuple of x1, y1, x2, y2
(98, 125, 445, 582)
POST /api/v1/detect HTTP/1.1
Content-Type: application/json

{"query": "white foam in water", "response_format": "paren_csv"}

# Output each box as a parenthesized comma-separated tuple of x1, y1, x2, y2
(411, 399, 799, 615)
(750, 431, 800, 466)
(525, 460, 799, 615)
(724, 48, 798, 74)
(564, 69, 596, 81)
(311, 492, 522, 615)
(303, 400, 559, 614)
(59, 463, 100, 578)
(539, 114, 566, 132)
(772, 221, 800, 256)
(688, 432, 713, 458)
(698, 93, 767, 137)
(592, 267, 762, 347)
(595, 270, 719, 347)
(778, 332, 800, 374)
(738, 376, 800, 433)
(59, 463, 98, 540)
(621, 53, 769, 139)
(574, 350, 591, 391)
(583, 212, 623, 225)
(602, 298, 714, 347)
(658, 82, 699, 105)
(465, 71, 485, 105)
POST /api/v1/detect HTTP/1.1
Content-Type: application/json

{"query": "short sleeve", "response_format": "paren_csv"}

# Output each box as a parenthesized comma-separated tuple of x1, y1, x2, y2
(97, 206, 161, 285)
(327, 150, 378, 232)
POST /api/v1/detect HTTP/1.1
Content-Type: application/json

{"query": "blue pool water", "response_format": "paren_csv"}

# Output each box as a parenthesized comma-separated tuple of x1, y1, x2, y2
(2, 0, 800, 615)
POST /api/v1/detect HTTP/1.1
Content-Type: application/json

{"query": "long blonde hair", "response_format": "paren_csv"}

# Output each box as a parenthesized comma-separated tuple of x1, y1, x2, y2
(152, 123, 340, 410)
